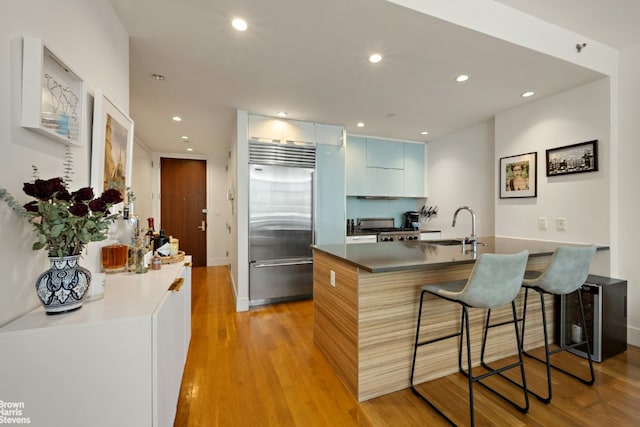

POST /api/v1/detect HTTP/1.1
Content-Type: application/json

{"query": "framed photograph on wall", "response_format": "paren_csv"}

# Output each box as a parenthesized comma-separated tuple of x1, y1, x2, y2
(499, 152, 537, 198)
(90, 89, 134, 196)
(546, 140, 598, 176)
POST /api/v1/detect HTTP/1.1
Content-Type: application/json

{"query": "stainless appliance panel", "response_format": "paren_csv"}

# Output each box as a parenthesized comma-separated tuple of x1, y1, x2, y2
(249, 164, 314, 262)
(249, 260, 313, 305)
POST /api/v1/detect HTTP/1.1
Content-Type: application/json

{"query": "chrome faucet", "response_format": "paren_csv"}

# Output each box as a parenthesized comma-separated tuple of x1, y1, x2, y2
(452, 206, 477, 245)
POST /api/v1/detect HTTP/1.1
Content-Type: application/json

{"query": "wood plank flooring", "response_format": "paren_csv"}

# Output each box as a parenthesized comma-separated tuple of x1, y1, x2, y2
(174, 266, 640, 426)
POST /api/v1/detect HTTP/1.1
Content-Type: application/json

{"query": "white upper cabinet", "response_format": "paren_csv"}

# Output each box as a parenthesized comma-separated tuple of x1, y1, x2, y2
(403, 142, 425, 197)
(346, 135, 425, 197)
(248, 115, 315, 143)
(346, 135, 367, 195)
(366, 138, 404, 169)
(315, 122, 345, 146)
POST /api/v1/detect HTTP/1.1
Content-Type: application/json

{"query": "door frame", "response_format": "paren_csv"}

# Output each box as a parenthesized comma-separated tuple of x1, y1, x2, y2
(152, 152, 211, 264)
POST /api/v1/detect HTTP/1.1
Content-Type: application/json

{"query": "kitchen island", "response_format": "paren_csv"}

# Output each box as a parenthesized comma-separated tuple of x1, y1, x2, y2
(312, 237, 606, 401)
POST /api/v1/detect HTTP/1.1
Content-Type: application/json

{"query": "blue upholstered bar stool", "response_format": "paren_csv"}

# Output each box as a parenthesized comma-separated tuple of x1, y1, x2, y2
(519, 245, 597, 403)
(410, 251, 530, 426)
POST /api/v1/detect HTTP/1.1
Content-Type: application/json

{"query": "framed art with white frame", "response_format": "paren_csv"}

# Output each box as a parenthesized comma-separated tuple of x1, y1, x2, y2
(91, 89, 134, 197)
(21, 36, 86, 146)
(499, 152, 537, 198)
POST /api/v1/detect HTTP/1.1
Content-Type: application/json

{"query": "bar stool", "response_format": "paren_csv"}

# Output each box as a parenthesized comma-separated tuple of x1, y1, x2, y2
(519, 245, 597, 403)
(410, 251, 530, 426)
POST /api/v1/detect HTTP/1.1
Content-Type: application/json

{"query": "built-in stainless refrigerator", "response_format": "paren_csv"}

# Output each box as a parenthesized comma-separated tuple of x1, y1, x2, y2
(249, 141, 315, 306)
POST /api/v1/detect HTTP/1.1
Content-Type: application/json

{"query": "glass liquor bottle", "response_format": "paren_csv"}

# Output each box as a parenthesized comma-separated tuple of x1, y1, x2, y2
(101, 229, 128, 273)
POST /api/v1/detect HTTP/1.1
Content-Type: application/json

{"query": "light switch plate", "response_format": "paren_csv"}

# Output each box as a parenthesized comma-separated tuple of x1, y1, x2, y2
(538, 217, 547, 230)
(556, 217, 566, 230)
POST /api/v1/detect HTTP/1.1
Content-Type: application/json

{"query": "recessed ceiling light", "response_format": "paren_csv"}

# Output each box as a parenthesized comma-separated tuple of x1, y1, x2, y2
(368, 53, 382, 63)
(420, 131, 429, 135)
(277, 111, 288, 117)
(186, 148, 193, 152)
(181, 136, 189, 140)
(232, 18, 248, 32)
(151, 73, 165, 80)
(172, 116, 182, 122)
(356, 122, 365, 128)
(455, 74, 469, 82)
(521, 91, 535, 98)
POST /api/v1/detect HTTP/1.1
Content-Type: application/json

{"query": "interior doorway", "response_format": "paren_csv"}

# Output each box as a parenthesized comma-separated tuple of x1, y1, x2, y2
(160, 158, 207, 267)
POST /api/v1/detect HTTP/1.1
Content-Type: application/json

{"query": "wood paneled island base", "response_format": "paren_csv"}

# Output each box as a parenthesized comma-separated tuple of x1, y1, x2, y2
(313, 242, 556, 402)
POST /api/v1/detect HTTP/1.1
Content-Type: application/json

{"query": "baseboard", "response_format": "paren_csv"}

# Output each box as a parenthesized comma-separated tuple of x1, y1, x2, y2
(628, 325, 640, 347)
(207, 257, 230, 266)
(228, 270, 249, 312)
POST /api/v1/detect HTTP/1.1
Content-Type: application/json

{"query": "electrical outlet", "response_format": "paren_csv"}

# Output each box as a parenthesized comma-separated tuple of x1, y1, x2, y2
(556, 217, 566, 230)
(330, 270, 336, 287)
(538, 217, 547, 230)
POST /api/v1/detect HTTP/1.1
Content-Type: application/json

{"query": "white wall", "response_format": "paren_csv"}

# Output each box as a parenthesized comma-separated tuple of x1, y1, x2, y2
(0, 0, 129, 326)
(232, 110, 249, 311)
(387, 0, 617, 76)
(618, 43, 640, 345)
(426, 120, 495, 239)
(207, 155, 231, 266)
(131, 138, 152, 222)
(494, 78, 610, 246)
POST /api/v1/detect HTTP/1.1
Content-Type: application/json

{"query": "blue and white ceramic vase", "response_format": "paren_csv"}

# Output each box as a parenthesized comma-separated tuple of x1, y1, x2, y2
(35, 255, 92, 315)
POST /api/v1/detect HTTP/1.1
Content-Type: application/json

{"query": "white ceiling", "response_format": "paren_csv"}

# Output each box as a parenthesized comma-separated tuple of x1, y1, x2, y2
(107, 0, 636, 158)
(493, 0, 640, 49)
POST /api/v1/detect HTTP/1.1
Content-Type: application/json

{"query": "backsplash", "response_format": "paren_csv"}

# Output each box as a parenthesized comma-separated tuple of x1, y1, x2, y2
(346, 197, 423, 228)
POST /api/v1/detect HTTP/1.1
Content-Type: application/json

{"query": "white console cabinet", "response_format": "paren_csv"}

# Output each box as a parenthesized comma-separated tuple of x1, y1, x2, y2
(0, 258, 192, 427)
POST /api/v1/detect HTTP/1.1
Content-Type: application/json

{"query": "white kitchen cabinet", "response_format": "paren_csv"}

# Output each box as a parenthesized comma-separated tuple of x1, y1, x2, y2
(315, 123, 345, 146)
(346, 135, 367, 196)
(420, 231, 442, 240)
(248, 114, 315, 143)
(346, 134, 425, 197)
(0, 259, 192, 427)
(366, 138, 404, 169)
(403, 142, 425, 197)
(346, 235, 377, 244)
(365, 167, 404, 197)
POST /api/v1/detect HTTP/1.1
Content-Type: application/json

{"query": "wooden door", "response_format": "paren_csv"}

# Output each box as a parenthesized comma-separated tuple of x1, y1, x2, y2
(160, 158, 207, 266)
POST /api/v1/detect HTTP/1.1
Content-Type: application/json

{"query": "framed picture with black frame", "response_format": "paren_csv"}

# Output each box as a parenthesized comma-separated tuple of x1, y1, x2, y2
(546, 140, 598, 176)
(499, 152, 537, 198)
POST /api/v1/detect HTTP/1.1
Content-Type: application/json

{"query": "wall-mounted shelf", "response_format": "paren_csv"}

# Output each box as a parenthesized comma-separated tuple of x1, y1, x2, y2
(21, 36, 85, 146)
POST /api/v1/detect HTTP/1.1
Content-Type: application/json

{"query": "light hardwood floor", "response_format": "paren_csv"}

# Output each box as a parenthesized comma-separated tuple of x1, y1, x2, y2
(175, 266, 640, 426)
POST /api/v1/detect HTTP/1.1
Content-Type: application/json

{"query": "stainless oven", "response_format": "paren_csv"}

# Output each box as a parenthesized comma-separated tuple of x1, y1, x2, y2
(356, 218, 421, 242)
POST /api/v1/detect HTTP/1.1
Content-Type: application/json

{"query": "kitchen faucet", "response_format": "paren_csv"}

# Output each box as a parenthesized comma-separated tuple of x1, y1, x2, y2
(452, 206, 477, 246)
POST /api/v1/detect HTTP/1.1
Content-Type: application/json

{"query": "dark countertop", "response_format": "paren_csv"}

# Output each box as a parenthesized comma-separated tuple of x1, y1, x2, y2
(313, 236, 607, 273)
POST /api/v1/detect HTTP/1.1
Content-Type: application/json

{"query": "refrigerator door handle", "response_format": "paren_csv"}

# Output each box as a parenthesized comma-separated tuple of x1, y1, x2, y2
(253, 260, 313, 268)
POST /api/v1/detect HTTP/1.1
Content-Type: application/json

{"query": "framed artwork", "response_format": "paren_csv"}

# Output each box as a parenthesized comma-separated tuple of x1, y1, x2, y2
(21, 36, 86, 146)
(546, 140, 598, 176)
(90, 89, 134, 196)
(499, 152, 537, 198)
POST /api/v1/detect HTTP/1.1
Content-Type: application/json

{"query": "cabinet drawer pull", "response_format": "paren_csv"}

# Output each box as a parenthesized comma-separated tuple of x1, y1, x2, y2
(169, 278, 185, 292)
(184, 262, 192, 267)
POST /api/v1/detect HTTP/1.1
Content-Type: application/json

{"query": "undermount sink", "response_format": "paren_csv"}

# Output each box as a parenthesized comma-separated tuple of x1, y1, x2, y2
(426, 239, 485, 246)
